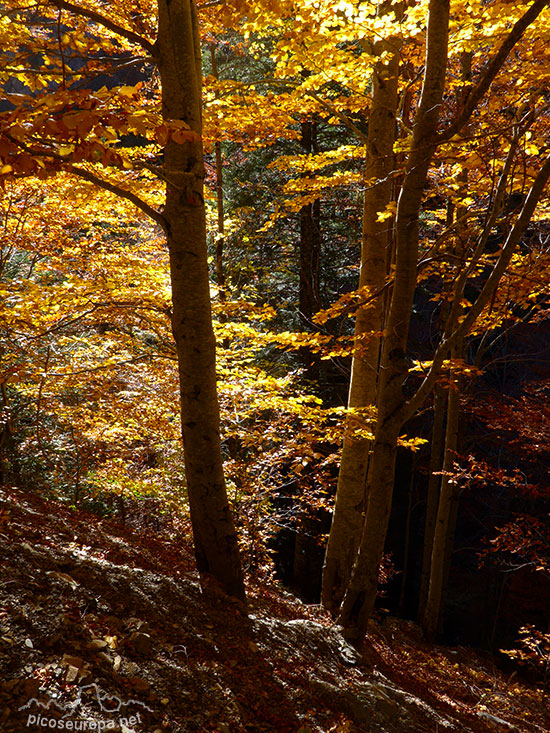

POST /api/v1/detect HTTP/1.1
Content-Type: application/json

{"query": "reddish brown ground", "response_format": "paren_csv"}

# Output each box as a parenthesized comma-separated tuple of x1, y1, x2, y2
(0, 486, 548, 732)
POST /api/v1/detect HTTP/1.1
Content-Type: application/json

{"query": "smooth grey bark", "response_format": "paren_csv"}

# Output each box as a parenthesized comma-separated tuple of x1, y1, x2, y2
(338, 144, 550, 642)
(333, 0, 550, 638)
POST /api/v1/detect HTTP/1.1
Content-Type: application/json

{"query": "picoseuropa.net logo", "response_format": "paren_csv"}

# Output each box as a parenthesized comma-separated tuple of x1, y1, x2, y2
(18, 683, 153, 730)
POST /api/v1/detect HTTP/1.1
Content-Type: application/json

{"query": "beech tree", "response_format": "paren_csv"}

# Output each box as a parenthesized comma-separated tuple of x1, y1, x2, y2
(0, 0, 245, 600)
(156, 0, 245, 601)
(335, 0, 550, 641)
(237, 0, 550, 639)
(4, 0, 550, 642)
(225, 0, 550, 638)
(321, 0, 404, 613)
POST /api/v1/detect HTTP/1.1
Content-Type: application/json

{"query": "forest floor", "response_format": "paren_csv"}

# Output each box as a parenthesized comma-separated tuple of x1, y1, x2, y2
(0, 485, 548, 733)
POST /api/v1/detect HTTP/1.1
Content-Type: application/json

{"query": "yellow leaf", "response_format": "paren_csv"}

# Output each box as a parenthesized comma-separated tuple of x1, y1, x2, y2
(119, 86, 138, 97)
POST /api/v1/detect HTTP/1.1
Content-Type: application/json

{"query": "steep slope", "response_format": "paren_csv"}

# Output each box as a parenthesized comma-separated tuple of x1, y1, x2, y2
(0, 486, 547, 732)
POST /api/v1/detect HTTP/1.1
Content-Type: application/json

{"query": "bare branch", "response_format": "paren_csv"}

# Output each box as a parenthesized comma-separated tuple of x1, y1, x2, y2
(48, 0, 156, 56)
(69, 165, 167, 233)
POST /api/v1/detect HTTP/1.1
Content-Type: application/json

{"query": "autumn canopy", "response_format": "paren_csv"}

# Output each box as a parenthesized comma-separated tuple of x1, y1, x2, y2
(1, 0, 550, 652)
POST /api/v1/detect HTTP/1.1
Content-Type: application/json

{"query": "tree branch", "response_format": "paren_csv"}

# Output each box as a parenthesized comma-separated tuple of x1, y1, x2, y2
(440, 0, 550, 141)
(302, 90, 368, 143)
(69, 165, 167, 232)
(214, 77, 369, 143)
(48, 353, 153, 377)
(48, 0, 156, 56)
(403, 153, 550, 421)
(197, 0, 225, 8)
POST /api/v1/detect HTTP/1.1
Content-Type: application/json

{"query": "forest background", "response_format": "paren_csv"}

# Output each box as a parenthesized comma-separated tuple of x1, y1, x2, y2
(1, 0, 550, 674)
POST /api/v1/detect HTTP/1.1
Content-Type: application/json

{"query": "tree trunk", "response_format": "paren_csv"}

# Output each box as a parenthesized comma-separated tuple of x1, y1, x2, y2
(418, 384, 447, 618)
(299, 121, 321, 326)
(338, 419, 401, 638)
(422, 345, 461, 640)
(399, 459, 416, 613)
(321, 13, 400, 613)
(157, 0, 245, 602)
(210, 44, 227, 309)
(337, 0, 451, 640)
(0, 383, 19, 485)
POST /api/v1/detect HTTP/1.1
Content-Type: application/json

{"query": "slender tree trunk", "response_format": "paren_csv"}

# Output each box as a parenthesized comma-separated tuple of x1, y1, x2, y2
(421, 47, 471, 631)
(299, 121, 321, 326)
(418, 384, 447, 618)
(338, 420, 401, 638)
(321, 13, 400, 613)
(338, 0, 451, 640)
(0, 382, 19, 485)
(422, 344, 462, 640)
(214, 136, 226, 302)
(331, 0, 550, 642)
(440, 457, 460, 632)
(156, 0, 245, 601)
(399, 460, 415, 613)
(210, 44, 227, 308)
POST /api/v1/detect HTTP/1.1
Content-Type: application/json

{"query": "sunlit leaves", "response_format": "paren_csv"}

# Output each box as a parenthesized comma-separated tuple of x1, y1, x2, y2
(0, 176, 175, 497)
